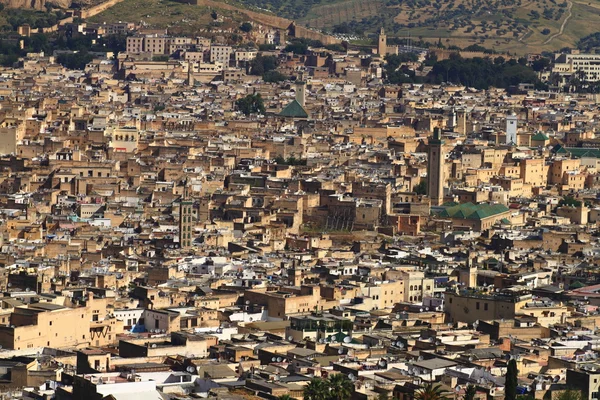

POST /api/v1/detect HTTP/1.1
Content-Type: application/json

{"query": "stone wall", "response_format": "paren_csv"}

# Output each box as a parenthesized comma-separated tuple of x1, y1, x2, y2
(180, 0, 341, 45)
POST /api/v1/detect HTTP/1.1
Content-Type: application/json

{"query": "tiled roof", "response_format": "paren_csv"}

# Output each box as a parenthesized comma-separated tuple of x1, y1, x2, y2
(279, 99, 308, 118)
(436, 202, 509, 220)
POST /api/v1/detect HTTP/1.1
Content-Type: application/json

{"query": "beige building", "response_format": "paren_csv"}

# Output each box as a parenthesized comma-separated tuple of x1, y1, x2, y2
(210, 45, 232, 65)
(444, 289, 531, 324)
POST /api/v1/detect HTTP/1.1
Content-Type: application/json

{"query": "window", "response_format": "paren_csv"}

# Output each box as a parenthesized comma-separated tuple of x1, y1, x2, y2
(484, 303, 488, 311)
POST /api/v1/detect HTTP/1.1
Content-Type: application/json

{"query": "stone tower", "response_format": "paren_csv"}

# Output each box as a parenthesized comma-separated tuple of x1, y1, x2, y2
(427, 127, 445, 206)
(506, 112, 517, 145)
(179, 182, 193, 249)
(378, 27, 387, 56)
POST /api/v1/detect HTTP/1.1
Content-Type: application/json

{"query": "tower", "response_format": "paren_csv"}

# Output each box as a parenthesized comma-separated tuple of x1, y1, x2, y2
(447, 107, 457, 131)
(378, 27, 387, 56)
(179, 182, 193, 249)
(427, 127, 445, 206)
(506, 112, 517, 145)
(295, 81, 306, 107)
(456, 108, 467, 135)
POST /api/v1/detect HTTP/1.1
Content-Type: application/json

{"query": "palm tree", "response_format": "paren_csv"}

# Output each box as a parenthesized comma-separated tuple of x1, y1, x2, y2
(305, 377, 329, 400)
(415, 384, 451, 400)
(328, 374, 355, 400)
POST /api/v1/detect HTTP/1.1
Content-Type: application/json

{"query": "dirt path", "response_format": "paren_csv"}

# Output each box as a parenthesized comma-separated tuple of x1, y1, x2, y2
(543, 0, 573, 44)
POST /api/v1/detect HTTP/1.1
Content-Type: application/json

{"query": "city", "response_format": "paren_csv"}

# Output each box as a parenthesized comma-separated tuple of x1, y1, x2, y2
(0, 1, 599, 399)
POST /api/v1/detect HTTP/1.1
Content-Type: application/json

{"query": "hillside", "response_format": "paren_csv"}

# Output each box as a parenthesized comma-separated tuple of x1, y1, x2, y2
(233, 0, 600, 53)
(86, 0, 244, 36)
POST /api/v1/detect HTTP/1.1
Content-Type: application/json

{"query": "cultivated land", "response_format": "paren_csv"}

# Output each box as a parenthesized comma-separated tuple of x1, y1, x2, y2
(230, 0, 600, 53)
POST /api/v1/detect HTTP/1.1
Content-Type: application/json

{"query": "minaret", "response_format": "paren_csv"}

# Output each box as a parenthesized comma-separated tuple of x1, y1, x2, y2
(295, 81, 306, 107)
(378, 27, 387, 56)
(506, 112, 517, 145)
(179, 181, 193, 249)
(447, 107, 457, 131)
(427, 127, 445, 206)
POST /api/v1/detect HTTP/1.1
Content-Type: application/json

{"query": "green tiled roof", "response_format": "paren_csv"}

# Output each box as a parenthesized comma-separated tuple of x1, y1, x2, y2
(279, 99, 308, 118)
(553, 145, 600, 158)
(435, 202, 509, 220)
(531, 132, 549, 141)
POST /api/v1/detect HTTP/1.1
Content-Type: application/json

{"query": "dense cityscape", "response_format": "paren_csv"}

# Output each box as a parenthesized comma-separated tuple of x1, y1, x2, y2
(1, 1, 600, 399)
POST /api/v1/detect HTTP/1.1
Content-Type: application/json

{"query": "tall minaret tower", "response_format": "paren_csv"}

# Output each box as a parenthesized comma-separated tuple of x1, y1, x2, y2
(179, 180, 193, 249)
(427, 127, 445, 206)
(378, 27, 387, 56)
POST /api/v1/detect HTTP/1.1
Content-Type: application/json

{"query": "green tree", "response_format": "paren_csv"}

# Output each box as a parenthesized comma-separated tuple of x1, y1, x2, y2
(464, 385, 476, 400)
(249, 54, 278, 75)
(263, 71, 288, 83)
(304, 377, 329, 400)
(235, 93, 265, 116)
(240, 22, 253, 32)
(505, 359, 518, 400)
(414, 180, 427, 195)
(415, 384, 450, 400)
(284, 39, 309, 54)
(555, 389, 583, 400)
(327, 374, 354, 400)
(278, 395, 294, 400)
(559, 196, 582, 207)
(378, 392, 391, 400)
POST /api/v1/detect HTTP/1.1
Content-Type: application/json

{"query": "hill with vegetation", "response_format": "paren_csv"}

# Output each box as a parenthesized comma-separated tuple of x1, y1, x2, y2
(233, 0, 600, 53)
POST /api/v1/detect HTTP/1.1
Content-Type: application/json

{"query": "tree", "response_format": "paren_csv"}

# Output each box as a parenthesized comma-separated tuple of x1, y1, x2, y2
(250, 54, 278, 75)
(240, 22, 253, 32)
(327, 374, 354, 400)
(559, 196, 582, 207)
(263, 71, 288, 83)
(304, 377, 329, 400)
(235, 93, 265, 116)
(464, 385, 476, 400)
(555, 390, 583, 400)
(378, 392, 391, 400)
(414, 180, 427, 195)
(505, 359, 518, 400)
(278, 396, 294, 400)
(415, 384, 450, 400)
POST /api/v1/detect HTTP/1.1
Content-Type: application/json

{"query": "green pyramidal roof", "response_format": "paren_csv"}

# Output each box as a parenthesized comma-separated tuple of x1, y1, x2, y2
(531, 132, 549, 141)
(435, 202, 509, 220)
(279, 99, 308, 118)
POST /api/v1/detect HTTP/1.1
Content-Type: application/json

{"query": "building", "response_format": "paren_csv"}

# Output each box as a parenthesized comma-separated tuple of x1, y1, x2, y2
(552, 51, 600, 85)
(444, 289, 532, 324)
(210, 45, 232, 65)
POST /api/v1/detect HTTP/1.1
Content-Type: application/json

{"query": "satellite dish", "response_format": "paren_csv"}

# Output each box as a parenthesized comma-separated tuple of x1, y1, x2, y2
(272, 357, 277, 362)
(151, 344, 157, 348)
(418, 356, 424, 361)
(277, 357, 283, 362)
(343, 336, 352, 343)
(187, 366, 195, 373)
(288, 336, 293, 341)
(338, 349, 344, 355)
